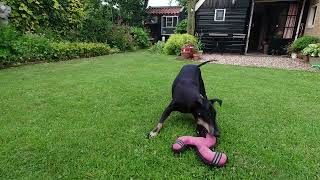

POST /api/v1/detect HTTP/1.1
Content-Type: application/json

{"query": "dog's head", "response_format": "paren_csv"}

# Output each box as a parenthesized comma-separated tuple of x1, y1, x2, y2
(196, 96, 222, 137)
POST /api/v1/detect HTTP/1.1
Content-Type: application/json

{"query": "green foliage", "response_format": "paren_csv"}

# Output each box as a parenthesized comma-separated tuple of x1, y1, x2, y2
(50, 42, 111, 61)
(289, 36, 320, 53)
(0, 26, 112, 67)
(108, 26, 135, 51)
(148, 41, 166, 54)
(196, 40, 204, 51)
(107, 0, 148, 26)
(175, 19, 187, 34)
(131, 27, 151, 48)
(80, 0, 114, 43)
(3, 0, 84, 35)
(13, 33, 52, 62)
(163, 34, 198, 55)
(0, 25, 20, 55)
(302, 43, 320, 57)
(176, 0, 188, 6)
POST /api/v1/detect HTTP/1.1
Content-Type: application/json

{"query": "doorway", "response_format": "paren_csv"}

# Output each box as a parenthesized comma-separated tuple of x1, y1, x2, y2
(248, 2, 299, 55)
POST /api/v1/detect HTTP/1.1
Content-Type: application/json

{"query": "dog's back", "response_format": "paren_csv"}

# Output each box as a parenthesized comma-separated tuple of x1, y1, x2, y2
(171, 64, 202, 111)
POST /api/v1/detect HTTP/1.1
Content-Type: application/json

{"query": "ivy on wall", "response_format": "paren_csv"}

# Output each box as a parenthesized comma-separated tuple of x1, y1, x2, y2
(2, 0, 84, 33)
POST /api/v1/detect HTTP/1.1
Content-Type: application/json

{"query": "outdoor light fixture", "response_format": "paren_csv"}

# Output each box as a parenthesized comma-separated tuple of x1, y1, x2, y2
(232, 0, 236, 5)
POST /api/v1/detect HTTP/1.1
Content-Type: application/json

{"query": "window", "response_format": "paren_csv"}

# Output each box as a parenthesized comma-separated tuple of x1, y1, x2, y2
(162, 16, 178, 28)
(307, 5, 317, 28)
(161, 16, 179, 35)
(214, 9, 226, 21)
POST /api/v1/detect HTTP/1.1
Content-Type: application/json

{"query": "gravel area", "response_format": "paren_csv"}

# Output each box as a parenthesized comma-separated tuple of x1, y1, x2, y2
(201, 53, 318, 72)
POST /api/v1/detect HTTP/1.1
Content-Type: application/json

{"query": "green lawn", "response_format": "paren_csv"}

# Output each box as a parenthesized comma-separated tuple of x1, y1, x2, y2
(1, 51, 319, 179)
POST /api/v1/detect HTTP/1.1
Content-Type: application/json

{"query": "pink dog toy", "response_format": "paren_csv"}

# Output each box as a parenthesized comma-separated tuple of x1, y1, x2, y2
(172, 134, 228, 167)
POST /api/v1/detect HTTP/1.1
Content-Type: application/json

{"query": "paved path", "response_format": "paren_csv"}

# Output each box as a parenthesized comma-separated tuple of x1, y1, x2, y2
(201, 53, 318, 72)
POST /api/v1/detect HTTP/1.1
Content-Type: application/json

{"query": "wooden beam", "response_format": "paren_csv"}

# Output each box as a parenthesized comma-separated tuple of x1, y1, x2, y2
(195, 0, 206, 11)
(245, 0, 255, 54)
(294, 0, 307, 40)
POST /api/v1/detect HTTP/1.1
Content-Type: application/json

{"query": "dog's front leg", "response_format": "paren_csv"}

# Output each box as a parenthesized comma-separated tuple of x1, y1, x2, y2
(148, 103, 174, 139)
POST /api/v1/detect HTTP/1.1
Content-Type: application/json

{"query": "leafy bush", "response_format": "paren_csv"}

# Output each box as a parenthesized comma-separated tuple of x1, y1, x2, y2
(196, 40, 204, 51)
(0, 26, 21, 66)
(50, 42, 111, 61)
(175, 19, 187, 34)
(0, 26, 113, 67)
(13, 33, 52, 62)
(0, 25, 20, 54)
(163, 34, 198, 55)
(108, 26, 135, 51)
(131, 27, 151, 48)
(289, 36, 320, 53)
(148, 41, 165, 54)
(3, 0, 85, 33)
(302, 43, 320, 57)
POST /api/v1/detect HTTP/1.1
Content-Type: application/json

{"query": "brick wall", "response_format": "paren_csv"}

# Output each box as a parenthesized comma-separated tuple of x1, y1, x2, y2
(304, 0, 320, 36)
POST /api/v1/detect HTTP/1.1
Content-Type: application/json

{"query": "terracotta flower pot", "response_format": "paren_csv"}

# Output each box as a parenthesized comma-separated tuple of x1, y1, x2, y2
(303, 55, 309, 63)
(181, 52, 192, 59)
(193, 53, 201, 60)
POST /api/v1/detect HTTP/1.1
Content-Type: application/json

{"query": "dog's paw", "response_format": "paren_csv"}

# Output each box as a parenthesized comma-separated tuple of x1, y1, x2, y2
(148, 131, 158, 139)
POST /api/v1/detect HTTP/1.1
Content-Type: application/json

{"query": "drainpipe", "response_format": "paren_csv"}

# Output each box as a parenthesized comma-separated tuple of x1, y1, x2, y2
(245, 0, 255, 55)
(294, 0, 307, 40)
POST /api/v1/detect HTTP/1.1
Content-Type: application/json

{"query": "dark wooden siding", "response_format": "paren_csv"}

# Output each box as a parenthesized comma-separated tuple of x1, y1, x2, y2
(196, 0, 250, 53)
(202, 0, 250, 8)
(196, 8, 248, 34)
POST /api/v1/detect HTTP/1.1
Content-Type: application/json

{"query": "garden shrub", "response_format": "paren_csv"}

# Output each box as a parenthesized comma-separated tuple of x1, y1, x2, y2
(149, 41, 165, 54)
(108, 26, 135, 51)
(302, 43, 320, 57)
(175, 19, 187, 34)
(131, 27, 151, 48)
(289, 36, 320, 53)
(13, 33, 52, 62)
(0, 26, 113, 67)
(163, 34, 198, 55)
(0, 25, 21, 66)
(50, 42, 111, 61)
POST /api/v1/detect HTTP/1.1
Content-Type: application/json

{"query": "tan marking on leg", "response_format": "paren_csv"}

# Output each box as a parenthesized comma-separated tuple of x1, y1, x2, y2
(149, 123, 163, 138)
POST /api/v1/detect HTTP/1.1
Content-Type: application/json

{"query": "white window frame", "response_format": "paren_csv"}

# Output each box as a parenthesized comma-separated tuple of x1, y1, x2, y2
(162, 16, 179, 28)
(214, 9, 226, 22)
(306, 5, 317, 28)
(161, 16, 179, 35)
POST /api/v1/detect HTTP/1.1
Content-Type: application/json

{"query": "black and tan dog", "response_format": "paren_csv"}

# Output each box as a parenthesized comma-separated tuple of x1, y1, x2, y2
(148, 61, 222, 139)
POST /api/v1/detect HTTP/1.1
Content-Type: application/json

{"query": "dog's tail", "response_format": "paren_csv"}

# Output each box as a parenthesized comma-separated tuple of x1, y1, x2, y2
(197, 60, 217, 67)
(210, 98, 223, 107)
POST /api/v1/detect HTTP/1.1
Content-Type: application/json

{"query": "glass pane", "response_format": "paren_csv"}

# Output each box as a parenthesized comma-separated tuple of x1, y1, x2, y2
(312, 6, 317, 25)
(173, 17, 178, 27)
(162, 17, 167, 27)
(167, 17, 173, 27)
(215, 10, 225, 21)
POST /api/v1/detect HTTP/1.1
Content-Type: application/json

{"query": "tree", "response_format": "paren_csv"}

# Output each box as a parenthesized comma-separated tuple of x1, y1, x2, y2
(176, 0, 197, 35)
(186, 0, 197, 35)
(106, 0, 147, 26)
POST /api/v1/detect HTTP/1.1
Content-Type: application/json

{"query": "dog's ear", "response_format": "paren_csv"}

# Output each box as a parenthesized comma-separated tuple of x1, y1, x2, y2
(209, 98, 223, 107)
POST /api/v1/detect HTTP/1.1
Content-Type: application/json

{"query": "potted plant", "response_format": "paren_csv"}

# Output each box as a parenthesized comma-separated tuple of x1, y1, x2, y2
(302, 43, 320, 65)
(181, 44, 196, 59)
(289, 36, 320, 60)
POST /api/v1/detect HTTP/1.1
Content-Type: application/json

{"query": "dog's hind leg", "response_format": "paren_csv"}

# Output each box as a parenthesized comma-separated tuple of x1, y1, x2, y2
(148, 102, 175, 139)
